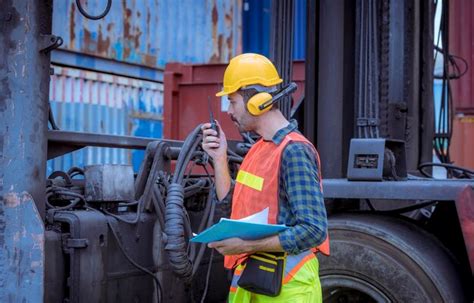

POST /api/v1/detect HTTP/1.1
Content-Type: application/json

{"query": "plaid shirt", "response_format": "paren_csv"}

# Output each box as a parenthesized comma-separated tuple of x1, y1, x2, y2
(221, 120, 328, 255)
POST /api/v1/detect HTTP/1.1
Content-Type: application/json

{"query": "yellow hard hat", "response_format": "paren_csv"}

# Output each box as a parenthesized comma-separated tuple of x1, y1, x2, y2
(216, 53, 283, 97)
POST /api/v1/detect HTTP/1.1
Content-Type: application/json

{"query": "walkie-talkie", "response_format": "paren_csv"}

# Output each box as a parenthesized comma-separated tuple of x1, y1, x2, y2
(208, 96, 220, 138)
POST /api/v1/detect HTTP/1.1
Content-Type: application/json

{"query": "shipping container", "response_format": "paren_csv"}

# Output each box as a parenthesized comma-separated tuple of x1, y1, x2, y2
(451, 115, 474, 170)
(242, 0, 307, 59)
(47, 65, 164, 175)
(446, 0, 474, 170)
(163, 61, 305, 141)
(52, 0, 242, 70)
(49, 0, 244, 175)
(449, 0, 474, 113)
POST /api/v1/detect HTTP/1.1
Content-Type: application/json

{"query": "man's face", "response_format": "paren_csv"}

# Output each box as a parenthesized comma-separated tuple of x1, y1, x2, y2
(227, 92, 256, 132)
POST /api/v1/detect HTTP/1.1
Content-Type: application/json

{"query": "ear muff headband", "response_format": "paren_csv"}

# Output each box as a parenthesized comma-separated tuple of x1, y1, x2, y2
(246, 82, 298, 116)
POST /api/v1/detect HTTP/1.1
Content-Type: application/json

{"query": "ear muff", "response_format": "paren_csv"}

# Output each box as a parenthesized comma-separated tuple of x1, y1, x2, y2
(246, 82, 298, 116)
(247, 92, 273, 116)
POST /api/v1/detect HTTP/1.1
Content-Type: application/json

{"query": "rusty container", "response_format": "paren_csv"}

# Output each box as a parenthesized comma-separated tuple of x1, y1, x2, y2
(163, 61, 305, 141)
(53, 0, 242, 69)
(449, 0, 474, 114)
(451, 115, 474, 170)
(448, 0, 474, 169)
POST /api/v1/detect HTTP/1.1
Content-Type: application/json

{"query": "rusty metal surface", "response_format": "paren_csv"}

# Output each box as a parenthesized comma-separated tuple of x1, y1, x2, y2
(449, 0, 474, 114)
(455, 186, 474, 275)
(1, 192, 45, 301)
(52, 0, 242, 69)
(451, 115, 474, 170)
(0, 1, 51, 301)
(1, 0, 51, 214)
(48, 65, 164, 173)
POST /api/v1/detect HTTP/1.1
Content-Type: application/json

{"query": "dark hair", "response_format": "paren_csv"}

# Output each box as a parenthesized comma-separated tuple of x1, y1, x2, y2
(239, 88, 258, 103)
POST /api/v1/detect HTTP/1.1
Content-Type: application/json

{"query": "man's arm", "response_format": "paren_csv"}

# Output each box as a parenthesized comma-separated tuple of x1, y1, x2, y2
(208, 235, 283, 255)
(208, 142, 327, 256)
(213, 156, 232, 201)
(201, 122, 231, 200)
(277, 142, 327, 254)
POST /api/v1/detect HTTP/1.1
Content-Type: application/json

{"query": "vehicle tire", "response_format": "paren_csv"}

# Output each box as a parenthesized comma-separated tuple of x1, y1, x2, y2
(318, 213, 467, 302)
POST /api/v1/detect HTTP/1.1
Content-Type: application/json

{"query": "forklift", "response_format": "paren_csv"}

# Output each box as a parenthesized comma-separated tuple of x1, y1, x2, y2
(1, 0, 472, 302)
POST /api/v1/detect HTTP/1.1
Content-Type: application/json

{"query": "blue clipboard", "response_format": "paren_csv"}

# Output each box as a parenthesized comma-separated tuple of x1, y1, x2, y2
(190, 218, 288, 243)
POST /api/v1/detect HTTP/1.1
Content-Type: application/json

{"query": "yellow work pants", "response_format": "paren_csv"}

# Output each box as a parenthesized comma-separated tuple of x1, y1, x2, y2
(228, 257, 322, 303)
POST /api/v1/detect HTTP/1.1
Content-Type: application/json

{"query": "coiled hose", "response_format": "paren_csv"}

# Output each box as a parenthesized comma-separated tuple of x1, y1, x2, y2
(162, 124, 241, 283)
(164, 125, 204, 282)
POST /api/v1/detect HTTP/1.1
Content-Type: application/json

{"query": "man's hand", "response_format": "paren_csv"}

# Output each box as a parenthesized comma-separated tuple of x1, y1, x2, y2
(208, 238, 253, 256)
(201, 121, 228, 162)
(209, 235, 283, 256)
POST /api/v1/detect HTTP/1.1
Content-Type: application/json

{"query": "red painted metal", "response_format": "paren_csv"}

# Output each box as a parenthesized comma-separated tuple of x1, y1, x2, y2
(448, 0, 474, 170)
(455, 186, 474, 275)
(449, 0, 474, 114)
(163, 61, 305, 140)
(451, 115, 474, 170)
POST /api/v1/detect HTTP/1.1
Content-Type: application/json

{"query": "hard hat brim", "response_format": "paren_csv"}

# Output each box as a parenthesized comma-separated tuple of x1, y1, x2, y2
(216, 88, 237, 97)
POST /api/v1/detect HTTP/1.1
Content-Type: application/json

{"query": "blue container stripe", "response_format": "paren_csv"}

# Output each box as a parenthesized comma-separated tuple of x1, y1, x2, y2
(293, 0, 307, 60)
(242, 0, 306, 59)
(47, 66, 164, 175)
(53, 0, 242, 70)
(243, 0, 271, 57)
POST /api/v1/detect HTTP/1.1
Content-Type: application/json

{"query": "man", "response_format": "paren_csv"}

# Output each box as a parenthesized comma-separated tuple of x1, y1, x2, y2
(201, 53, 328, 303)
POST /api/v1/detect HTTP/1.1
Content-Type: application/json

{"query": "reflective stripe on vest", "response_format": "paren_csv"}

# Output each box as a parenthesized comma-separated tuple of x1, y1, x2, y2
(283, 250, 315, 284)
(224, 132, 330, 270)
(236, 170, 264, 191)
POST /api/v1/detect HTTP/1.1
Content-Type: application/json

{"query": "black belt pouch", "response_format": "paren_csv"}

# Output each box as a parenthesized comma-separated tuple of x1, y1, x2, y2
(237, 252, 286, 297)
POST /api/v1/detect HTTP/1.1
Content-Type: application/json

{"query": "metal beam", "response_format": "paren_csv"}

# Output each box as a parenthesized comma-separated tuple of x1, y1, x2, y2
(47, 130, 247, 159)
(0, 1, 51, 301)
(317, 0, 356, 178)
(420, 0, 435, 168)
(0, 0, 51, 214)
(47, 130, 183, 159)
(270, 0, 294, 119)
(303, 0, 317, 143)
(324, 179, 473, 201)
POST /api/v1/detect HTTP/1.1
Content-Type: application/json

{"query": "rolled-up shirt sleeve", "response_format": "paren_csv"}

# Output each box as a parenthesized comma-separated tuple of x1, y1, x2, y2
(278, 143, 328, 255)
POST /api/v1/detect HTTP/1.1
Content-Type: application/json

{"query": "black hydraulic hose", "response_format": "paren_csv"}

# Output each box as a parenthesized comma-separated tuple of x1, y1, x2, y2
(164, 124, 204, 282)
(184, 179, 208, 198)
(199, 248, 215, 303)
(48, 106, 60, 130)
(419, 162, 474, 179)
(46, 186, 85, 210)
(152, 186, 165, 229)
(183, 207, 195, 258)
(46, 196, 81, 210)
(83, 205, 164, 302)
(177, 136, 203, 182)
(103, 197, 144, 224)
(67, 166, 84, 178)
(105, 216, 163, 302)
(196, 190, 215, 234)
(164, 183, 193, 281)
(192, 191, 216, 276)
(173, 126, 202, 183)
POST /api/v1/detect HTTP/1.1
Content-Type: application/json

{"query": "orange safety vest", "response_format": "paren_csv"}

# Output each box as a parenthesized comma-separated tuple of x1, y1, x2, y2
(224, 131, 330, 270)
